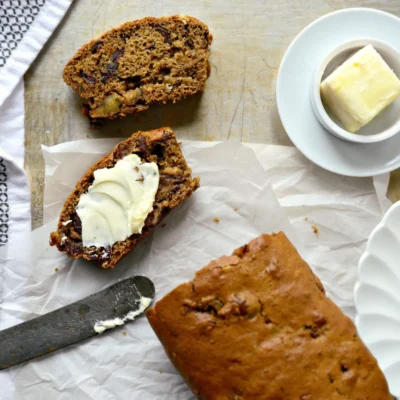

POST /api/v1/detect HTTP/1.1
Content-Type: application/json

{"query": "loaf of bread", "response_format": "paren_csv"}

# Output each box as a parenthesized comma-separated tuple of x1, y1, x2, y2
(147, 232, 392, 399)
(63, 15, 212, 123)
(50, 127, 199, 268)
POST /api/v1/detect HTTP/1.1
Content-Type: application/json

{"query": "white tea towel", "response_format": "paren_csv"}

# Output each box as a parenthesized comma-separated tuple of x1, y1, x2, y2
(0, 80, 25, 169)
(0, 0, 74, 242)
(0, 80, 31, 245)
(0, 149, 31, 248)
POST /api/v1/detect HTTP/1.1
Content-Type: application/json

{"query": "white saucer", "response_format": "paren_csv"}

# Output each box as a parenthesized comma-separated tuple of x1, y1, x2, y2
(276, 8, 400, 177)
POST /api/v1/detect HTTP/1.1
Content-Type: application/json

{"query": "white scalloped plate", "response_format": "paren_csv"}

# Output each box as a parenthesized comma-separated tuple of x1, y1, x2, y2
(355, 201, 400, 397)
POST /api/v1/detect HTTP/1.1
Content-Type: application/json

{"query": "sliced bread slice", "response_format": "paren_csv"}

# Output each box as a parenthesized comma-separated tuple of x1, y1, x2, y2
(50, 127, 199, 268)
(63, 15, 212, 122)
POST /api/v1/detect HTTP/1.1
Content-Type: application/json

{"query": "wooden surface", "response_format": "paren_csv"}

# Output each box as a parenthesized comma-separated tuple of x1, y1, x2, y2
(25, 0, 400, 229)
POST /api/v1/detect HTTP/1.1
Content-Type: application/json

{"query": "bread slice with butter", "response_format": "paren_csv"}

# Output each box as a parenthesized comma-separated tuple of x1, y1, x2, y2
(321, 45, 400, 133)
(63, 15, 212, 123)
(50, 128, 199, 268)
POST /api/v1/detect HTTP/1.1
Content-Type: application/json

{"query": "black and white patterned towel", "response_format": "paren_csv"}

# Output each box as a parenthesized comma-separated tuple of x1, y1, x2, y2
(0, 149, 30, 247)
(0, 0, 46, 69)
(0, 0, 73, 107)
(0, 0, 73, 246)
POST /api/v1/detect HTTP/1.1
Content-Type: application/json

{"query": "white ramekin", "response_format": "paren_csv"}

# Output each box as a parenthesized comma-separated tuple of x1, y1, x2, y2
(310, 38, 400, 144)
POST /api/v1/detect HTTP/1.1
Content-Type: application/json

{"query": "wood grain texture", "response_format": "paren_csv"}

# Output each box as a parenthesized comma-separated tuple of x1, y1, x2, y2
(25, 0, 400, 229)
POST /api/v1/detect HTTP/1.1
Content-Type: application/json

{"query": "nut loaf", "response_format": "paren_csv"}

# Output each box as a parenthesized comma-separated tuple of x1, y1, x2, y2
(147, 232, 392, 399)
(63, 15, 212, 122)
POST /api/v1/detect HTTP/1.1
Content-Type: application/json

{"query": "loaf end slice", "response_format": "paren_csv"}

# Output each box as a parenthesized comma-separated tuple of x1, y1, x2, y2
(50, 127, 199, 268)
(146, 232, 392, 400)
(63, 15, 212, 122)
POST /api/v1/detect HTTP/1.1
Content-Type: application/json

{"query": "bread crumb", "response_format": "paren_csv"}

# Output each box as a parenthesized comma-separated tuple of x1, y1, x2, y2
(55, 268, 59, 272)
(122, 331, 127, 336)
(312, 225, 319, 236)
(213, 217, 220, 223)
(304, 217, 308, 221)
(234, 208, 238, 212)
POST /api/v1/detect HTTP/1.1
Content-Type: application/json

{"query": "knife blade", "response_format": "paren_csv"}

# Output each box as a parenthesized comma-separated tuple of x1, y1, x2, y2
(0, 275, 155, 371)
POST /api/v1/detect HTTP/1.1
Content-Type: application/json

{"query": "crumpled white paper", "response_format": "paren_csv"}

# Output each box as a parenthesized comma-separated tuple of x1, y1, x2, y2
(0, 139, 390, 400)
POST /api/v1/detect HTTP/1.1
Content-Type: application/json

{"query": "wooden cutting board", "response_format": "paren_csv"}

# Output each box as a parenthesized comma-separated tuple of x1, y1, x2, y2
(24, 0, 400, 229)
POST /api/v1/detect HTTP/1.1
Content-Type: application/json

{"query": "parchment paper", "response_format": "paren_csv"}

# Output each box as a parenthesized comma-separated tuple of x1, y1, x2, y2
(0, 140, 390, 399)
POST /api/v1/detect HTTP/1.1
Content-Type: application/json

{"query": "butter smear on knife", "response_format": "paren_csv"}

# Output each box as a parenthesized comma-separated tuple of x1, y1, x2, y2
(320, 44, 400, 133)
(94, 296, 152, 334)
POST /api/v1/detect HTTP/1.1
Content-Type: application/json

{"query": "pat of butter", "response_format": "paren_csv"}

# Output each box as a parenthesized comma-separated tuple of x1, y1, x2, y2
(76, 154, 159, 248)
(320, 45, 400, 133)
